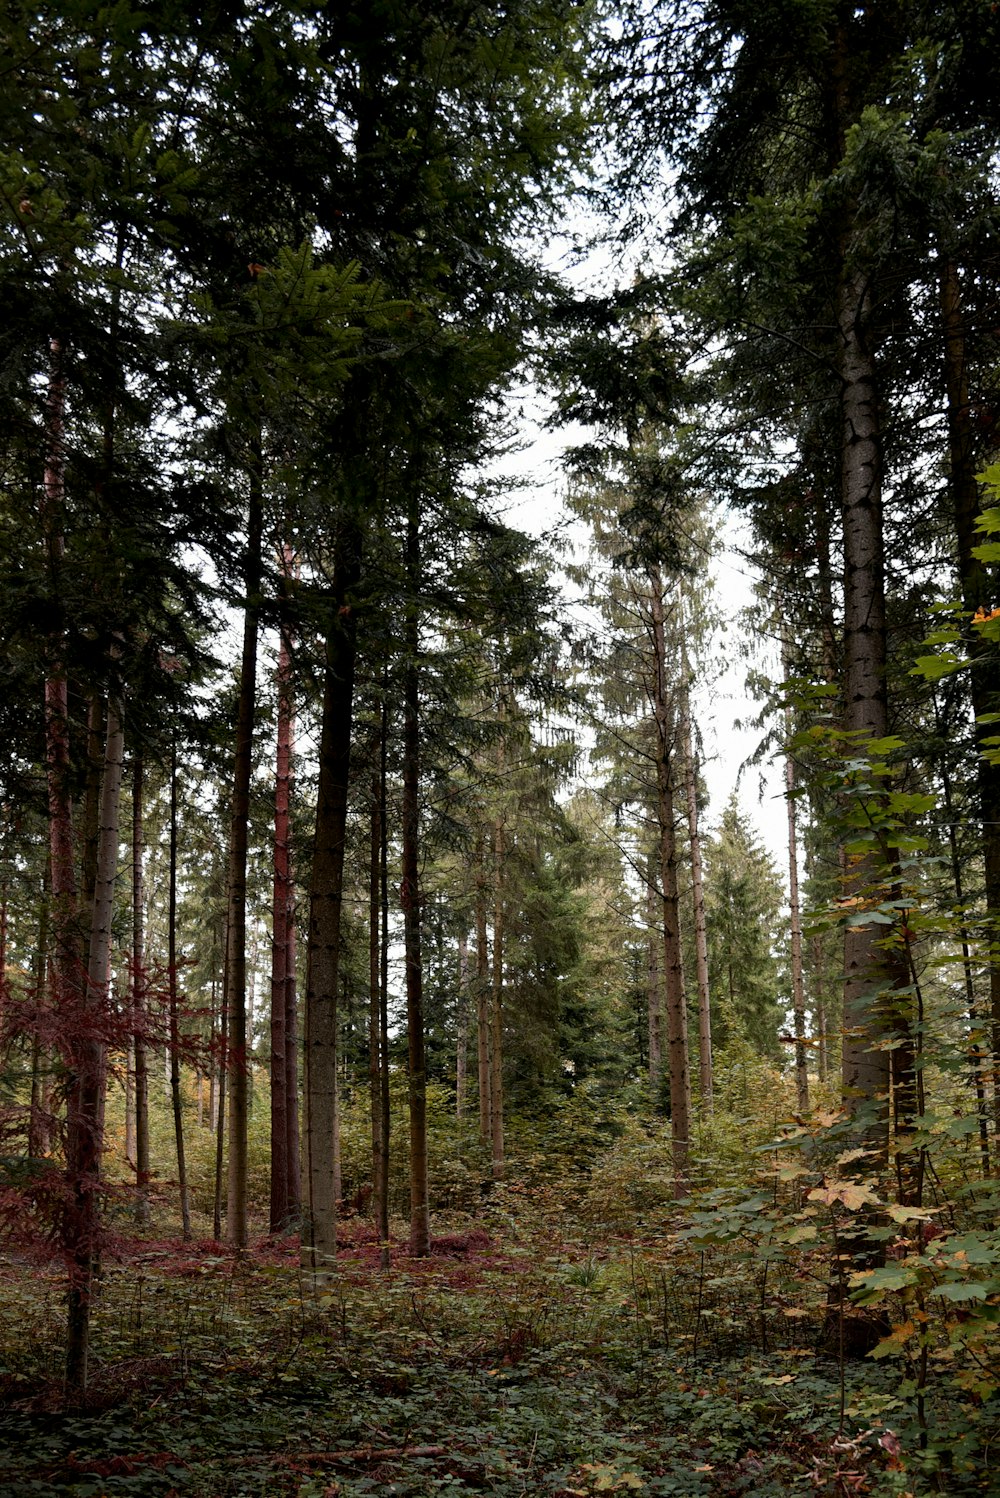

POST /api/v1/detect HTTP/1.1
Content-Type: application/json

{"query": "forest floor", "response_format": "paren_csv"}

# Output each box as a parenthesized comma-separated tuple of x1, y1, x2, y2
(0, 1188, 966, 1498)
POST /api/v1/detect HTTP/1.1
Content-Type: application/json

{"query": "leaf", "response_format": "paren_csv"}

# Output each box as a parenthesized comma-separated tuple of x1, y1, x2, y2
(910, 653, 965, 681)
(886, 1205, 938, 1223)
(931, 1281, 991, 1302)
(870, 1320, 916, 1358)
(807, 1181, 882, 1210)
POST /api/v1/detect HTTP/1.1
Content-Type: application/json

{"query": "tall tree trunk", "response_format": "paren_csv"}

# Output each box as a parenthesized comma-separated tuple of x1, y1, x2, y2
(302, 523, 361, 1276)
(369, 762, 384, 1238)
(213, 962, 228, 1242)
(489, 822, 505, 1182)
(812, 930, 829, 1085)
(132, 754, 150, 1226)
(168, 736, 191, 1241)
(41, 336, 90, 1391)
(783, 691, 810, 1114)
(940, 255, 1000, 1150)
(378, 718, 391, 1266)
(403, 502, 430, 1255)
(940, 758, 992, 1178)
(475, 836, 491, 1147)
(679, 658, 712, 1115)
(29, 871, 51, 1159)
(647, 568, 690, 1191)
(838, 265, 893, 1150)
(456, 930, 469, 1120)
(269, 598, 295, 1232)
(225, 446, 263, 1250)
(67, 659, 124, 1391)
(645, 858, 663, 1100)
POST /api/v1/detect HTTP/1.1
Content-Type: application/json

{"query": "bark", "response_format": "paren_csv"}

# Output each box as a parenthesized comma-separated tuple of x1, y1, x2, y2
(489, 823, 505, 1182)
(378, 719, 391, 1265)
(475, 836, 491, 1146)
(679, 659, 712, 1115)
(28, 872, 51, 1159)
(80, 694, 105, 911)
(645, 857, 663, 1099)
(811, 928, 829, 1085)
(369, 765, 384, 1237)
(838, 264, 893, 1147)
(168, 736, 191, 1240)
(302, 524, 361, 1275)
(456, 930, 469, 1120)
(225, 447, 263, 1250)
(269, 601, 295, 1232)
(213, 969, 228, 1242)
(940, 759, 992, 1177)
(132, 754, 150, 1226)
(941, 256, 1000, 1151)
(67, 661, 124, 1390)
(403, 502, 430, 1255)
(784, 702, 810, 1114)
(647, 568, 690, 1190)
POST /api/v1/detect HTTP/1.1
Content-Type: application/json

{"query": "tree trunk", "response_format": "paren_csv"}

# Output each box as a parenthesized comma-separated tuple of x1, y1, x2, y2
(784, 700, 810, 1114)
(838, 264, 893, 1149)
(29, 872, 51, 1159)
(456, 930, 469, 1120)
(369, 763, 384, 1237)
(378, 717, 391, 1266)
(475, 837, 491, 1147)
(67, 659, 124, 1391)
(225, 448, 263, 1250)
(941, 255, 1000, 1152)
(489, 822, 505, 1182)
(647, 568, 690, 1191)
(168, 736, 191, 1240)
(302, 525, 361, 1276)
(132, 753, 150, 1226)
(403, 503, 430, 1255)
(269, 599, 295, 1232)
(213, 965, 228, 1242)
(679, 659, 712, 1115)
(645, 859, 663, 1100)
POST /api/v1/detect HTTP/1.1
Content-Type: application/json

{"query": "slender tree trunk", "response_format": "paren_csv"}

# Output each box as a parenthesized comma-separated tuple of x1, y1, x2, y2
(940, 758, 992, 1177)
(489, 823, 505, 1182)
(132, 754, 150, 1226)
(403, 502, 430, 1255)
(67, 659, 124, 1391)
(811, 928, 829, 1085)
(783, 700, 810, 1114)
(41, 336, 91, 1391)
(285, 902, 300, 1218)
(168, 737, 191, 1240)
(456, 930, 469, 1120)
(369, 763, 384, 1235)
(269, 601, 295, 1232)
(213, 963, 228, 1242)
(29, 871, 51, 1159)
(647, 569, 690, 1190)
(378, 718, 391, 1266)
(646, 858, 663, 1100)
(302, 525, 361, 1276)
(225, 447, 263, 1250)
(475, 837, 491, 1146)
(941, 255, 1000, 1149)
(679, 660, 712, 1115)
(838, 265, 893, 1147)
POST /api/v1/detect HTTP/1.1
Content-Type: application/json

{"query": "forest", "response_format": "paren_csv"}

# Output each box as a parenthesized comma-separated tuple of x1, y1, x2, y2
(1, 1, 999, 1494)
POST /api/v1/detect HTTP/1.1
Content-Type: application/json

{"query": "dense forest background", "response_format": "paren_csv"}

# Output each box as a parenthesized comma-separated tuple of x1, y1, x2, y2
(2, 2, 1000, 1494)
